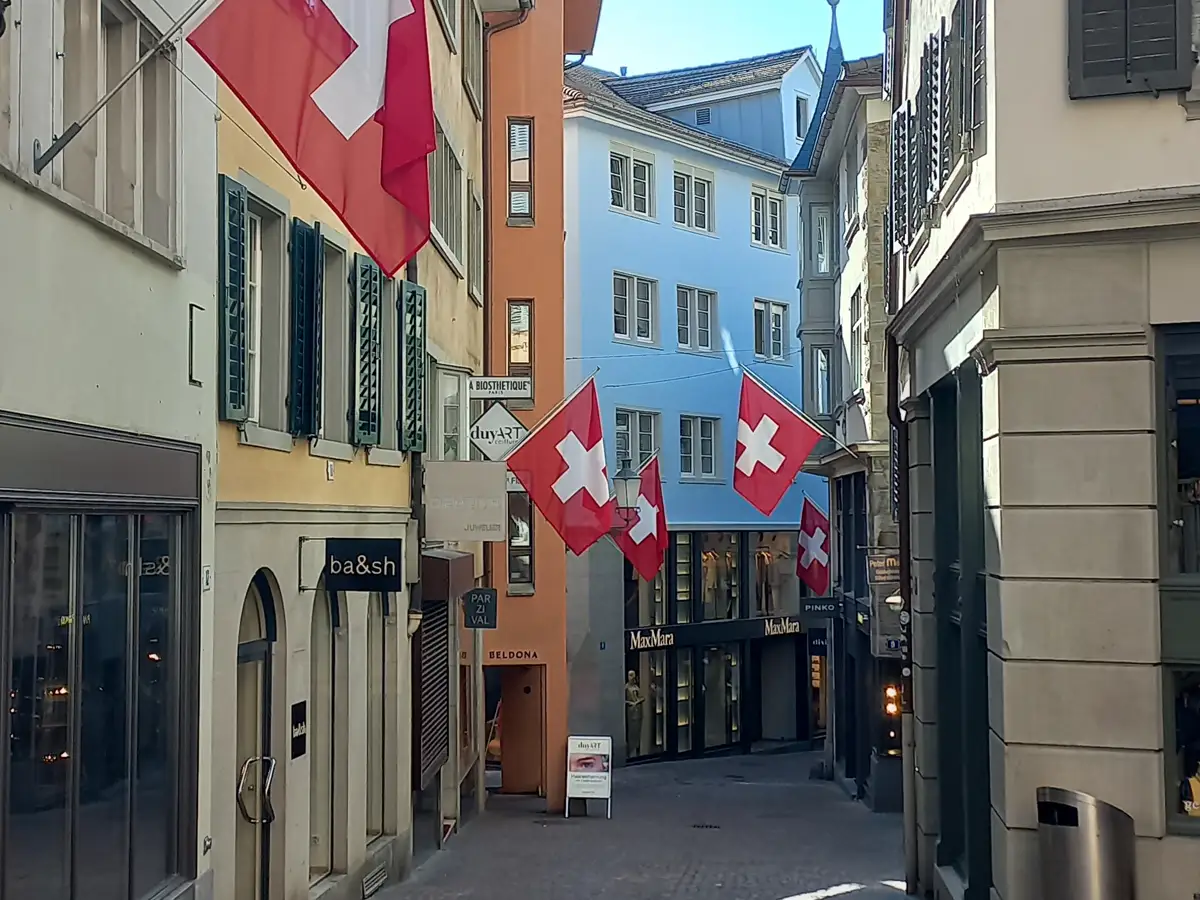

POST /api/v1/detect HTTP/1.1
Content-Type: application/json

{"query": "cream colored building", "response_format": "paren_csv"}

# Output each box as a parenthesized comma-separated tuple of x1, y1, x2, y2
(210, 1, 487, 898)
(889, 0, 1200, 898)
(0, 1, 218, 900)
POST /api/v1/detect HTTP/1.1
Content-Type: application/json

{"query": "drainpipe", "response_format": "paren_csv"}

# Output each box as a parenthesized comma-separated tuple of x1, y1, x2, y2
(883, 0, 918, 893)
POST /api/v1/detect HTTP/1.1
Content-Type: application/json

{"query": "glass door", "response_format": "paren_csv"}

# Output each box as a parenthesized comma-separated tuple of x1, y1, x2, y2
(701, 644, 742, 751)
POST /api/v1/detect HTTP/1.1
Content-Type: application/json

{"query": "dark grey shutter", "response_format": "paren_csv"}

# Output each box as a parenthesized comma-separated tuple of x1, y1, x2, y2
(1069, 0, 1193, 99)
(218, 175, 249, 422)
(891, 107, 909, 251)
(399, 280, 427, 453)
(352, 254, 383, 446)
(969, 0, 987, 141)
(928, 33, 944, 202)
(288, 219, 324, 437)
(938, 17, 955, 185)
(413, 598, 450, 788)
(906, 102, 921, 238)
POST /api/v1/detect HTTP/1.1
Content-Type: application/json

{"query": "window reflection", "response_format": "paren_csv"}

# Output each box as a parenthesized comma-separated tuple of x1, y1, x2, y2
(701, 533, 738, 620)
(624, 650, 665, 760)
(1175, 671, 1200, 817)
(753, 532, 800, 617)
(624, 560, 665, 629)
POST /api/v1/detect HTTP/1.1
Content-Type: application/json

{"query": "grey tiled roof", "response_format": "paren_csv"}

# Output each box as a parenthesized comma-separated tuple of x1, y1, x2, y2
(564, 65, 793, 169)
(606, 47, 814, 107)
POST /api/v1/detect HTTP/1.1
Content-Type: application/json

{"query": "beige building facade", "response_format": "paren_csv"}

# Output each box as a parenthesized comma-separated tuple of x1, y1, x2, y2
(210, 1, 486, 898)
(889, 0, 1200, 898)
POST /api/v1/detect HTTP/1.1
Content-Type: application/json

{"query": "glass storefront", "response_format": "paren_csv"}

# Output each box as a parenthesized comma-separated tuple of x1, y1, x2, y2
(4, 511, 190, 900)
(702, 644, 741, 749)
(701, 533, 739, 620)
(624, 649, 667, 760)
(752, 532, 802, 617)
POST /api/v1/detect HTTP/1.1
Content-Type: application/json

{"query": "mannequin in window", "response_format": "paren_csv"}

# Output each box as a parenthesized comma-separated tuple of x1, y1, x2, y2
(722, 545, 737, 618)
(701, 548, 721, 618)
(625, 670, 645, 758)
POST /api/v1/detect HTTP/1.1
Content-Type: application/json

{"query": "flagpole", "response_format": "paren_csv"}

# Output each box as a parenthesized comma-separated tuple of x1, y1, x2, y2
(503, 367, 601, 460)
(742, 366, 860, 460)
(34, 0, 212, 174)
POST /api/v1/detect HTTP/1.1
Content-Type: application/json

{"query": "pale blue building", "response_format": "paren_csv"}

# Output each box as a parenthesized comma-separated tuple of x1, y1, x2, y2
(562, 50, 833, 766)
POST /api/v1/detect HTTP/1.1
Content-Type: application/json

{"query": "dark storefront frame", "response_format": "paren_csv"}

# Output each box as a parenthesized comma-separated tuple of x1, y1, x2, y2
(0, 412, 202, 900)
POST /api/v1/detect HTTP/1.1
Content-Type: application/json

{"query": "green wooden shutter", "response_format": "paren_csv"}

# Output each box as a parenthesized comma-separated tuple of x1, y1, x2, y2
(890, 107, 909, 251)
(352, 254, 383, 446)
(217, 174, 249, 422)
(288, 219, 324, 437)
(399, 280, 427, 453)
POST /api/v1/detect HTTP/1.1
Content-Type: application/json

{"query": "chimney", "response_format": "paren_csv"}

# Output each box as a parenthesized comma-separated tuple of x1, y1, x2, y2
(619, 66, 628, 77)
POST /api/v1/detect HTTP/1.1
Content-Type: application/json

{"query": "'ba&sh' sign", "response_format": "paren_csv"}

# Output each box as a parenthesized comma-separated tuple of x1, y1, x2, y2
(324, 537, 404, 592)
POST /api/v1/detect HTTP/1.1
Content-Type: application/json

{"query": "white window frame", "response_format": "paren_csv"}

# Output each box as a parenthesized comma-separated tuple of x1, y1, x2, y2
(844, 132, 860, 223)
(812, 205, 832, 274)
(246, 212, 264, 423)
(613, 272, 657, 344)
(850, 287, 864, 390)
(752, 186, 785, 250)
(610, 143, 655, 218)
(675, 285, 715, 351)
(430, 0, 458, 48)
(679, 415, 718, 479)
(320, 235, 352, 444)
(430, 120, 465, 270)
(468, 182, 483, 302)
(813, 345, 832, 416)
(507, 118, 533, 221)
(754, 299, 788, 362)
(462, 0, 483, 116)
(795, 94, 810, 140)
(433, 365, 471, 461)
(615, 408, 659, 469)
(672, 163, 714, 232)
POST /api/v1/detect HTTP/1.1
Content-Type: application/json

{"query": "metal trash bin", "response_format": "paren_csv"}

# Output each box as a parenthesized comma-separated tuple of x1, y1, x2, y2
(1036, 787, 1136, 900)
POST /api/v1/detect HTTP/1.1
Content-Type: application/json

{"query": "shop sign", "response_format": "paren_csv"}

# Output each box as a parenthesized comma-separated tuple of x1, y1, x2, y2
(324, 537, 403, 592)
(867, 553, 901, 585)
(463, 587, 498, 630)
(565, 735, 613, 817)
(424, 461, 508, 542)
(291, 701, 307, 759)
(469, 376, 533, 400)
(487, 649, 539, 661)
(809, 628, 828, 657)
(762, 616, 802, 637)
(628, 627, 675, 651)
(470, 404, 529, 461)
(802, 598, 839, 618)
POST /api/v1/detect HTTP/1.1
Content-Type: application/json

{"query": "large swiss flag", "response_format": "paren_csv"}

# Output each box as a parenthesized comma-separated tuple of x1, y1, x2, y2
(797, 496, 830, 596)
(506, 378, 615, 556)
(189, 0, 434, 276)
(733, 372, 823, 516)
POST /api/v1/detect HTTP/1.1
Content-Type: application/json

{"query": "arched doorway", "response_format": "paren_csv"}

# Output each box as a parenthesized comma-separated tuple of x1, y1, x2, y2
(235, 571, 279, 900)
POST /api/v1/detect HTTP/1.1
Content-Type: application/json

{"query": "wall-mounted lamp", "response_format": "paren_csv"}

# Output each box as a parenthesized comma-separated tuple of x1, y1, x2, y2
(612, 460, 640, 528)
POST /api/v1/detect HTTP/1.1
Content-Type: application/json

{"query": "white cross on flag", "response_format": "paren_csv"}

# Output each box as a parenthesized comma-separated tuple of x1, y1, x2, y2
(797, 496, 831, 596)
(506, 377, 614, 556)
(613, 456, 669, 582)
(733, 372, 823, 516)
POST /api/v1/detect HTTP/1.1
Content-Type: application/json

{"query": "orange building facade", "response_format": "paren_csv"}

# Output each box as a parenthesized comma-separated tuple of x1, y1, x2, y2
(483, 0, 602, 813)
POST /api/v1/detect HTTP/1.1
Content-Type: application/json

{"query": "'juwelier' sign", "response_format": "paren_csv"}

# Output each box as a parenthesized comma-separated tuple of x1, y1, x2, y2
(324, 537, 403, 592)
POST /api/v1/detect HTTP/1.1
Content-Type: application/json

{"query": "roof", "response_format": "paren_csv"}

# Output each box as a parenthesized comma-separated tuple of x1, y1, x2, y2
(605, 47, 814, 107)
(784, 7, 883, 182)
(564, 65, 793, 169)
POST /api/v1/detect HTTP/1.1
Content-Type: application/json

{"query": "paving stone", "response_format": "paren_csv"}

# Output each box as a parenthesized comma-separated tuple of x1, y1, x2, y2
(379, 753, 907, 900)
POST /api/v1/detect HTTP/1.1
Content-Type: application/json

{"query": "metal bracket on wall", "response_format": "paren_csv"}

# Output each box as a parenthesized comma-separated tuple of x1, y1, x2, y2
(297, 535, 325, 593)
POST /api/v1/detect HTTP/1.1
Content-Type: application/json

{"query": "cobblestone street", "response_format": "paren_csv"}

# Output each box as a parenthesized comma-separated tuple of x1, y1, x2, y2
(382, 753, 905, 900)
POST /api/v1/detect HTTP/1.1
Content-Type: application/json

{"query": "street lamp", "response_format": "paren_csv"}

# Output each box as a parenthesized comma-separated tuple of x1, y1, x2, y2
(612, 460, 640, 527)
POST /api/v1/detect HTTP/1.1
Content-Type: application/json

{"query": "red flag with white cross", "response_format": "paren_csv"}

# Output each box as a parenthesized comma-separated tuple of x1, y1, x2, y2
(506, 377, 615, 556)
(732, 372, 823, 516)
(613, 456, 669, 581)
(188, 0, 435, 276)
(797, 496, 831, 596)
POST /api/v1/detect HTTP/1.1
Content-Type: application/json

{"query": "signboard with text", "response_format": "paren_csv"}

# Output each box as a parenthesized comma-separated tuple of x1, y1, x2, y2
(463, 587, 498, 629)
(424, 461, 508, 542)
(324, 538, 403, 592)
(470, 404, 529, 461)
(565, 735, 613, 818)
(469, 376, 533, 400)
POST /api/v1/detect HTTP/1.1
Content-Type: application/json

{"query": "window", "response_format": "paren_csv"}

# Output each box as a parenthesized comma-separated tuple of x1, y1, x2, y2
(321, 239, 351, 443)
(434, 367, 471, 460)
(431, 0, 457, 44)
(507, 300, 532, 378)
(844, 134, 860, 222)
(613, 273, 656, 343)
(753, 532, 801, 617)
(752, 187, 785, 249)
(431, 122, 464, 262)
(60, 0, 176, 246)
(814, 346, 832, 415)
(701, 533, 739, 620)
(610, 147, 654, 217)
(679, 415, 717, 478)
(754, 300, 788, 361)
(676, 286, 714, 351)
(850, 288, 865, 390)
(795, 95, 810, 139)
(615, 409, 658, 468)
(507, 491, 534, 587)
(468, 184, 483, 301)
(246, 213, 263, 423)
(672, 164, 714, 231)
(696, 107, 711, 126)
(812, 205, 832, 274)
(508, 119, 533, 221)
(675, 533, 693, 623)
(462, 0, 483, 115)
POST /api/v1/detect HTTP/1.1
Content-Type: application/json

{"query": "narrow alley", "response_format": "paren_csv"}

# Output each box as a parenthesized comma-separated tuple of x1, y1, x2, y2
(382, 753, 904, 900)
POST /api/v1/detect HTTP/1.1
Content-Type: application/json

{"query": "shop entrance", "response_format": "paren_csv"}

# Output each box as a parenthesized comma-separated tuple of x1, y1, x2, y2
(234, 573, 278, 900)
(484, 665, 545, 797)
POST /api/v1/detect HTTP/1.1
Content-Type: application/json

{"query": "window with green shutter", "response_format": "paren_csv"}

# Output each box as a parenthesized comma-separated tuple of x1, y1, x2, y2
(399, 280, 428, 453)
(218, 175, 249, 422)
(890, 107, 909, 253)
(353, 254, 384, 446)
(288, 219, 324, 437)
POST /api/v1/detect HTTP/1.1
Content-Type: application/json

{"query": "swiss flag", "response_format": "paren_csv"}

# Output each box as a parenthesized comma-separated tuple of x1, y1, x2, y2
(733, 372, 823, 516)
(797, 496, 831, 596)
(188, 0, 434, 276)
(613, 456, 669, 582)
(506, 378, 614, 556)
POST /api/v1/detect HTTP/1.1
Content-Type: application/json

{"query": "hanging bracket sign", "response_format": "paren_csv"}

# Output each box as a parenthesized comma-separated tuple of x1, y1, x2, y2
(469, 376, 533, 400)
(470, 404, 529, 461)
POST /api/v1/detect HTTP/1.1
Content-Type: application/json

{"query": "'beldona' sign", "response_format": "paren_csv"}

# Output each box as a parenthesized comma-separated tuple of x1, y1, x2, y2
(324, 537, 403, 592)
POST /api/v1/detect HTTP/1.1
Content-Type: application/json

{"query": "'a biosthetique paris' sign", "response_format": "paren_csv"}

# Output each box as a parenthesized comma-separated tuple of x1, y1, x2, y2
(324, 538, 403, 592)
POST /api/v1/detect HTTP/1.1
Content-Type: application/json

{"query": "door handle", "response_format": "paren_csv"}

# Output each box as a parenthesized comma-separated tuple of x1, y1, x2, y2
(236, 756, 277, 825)
(260, 756, 277, 825)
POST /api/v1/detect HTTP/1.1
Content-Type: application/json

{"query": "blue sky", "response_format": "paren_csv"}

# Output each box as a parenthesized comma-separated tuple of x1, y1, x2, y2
(587, 0, 885, 76)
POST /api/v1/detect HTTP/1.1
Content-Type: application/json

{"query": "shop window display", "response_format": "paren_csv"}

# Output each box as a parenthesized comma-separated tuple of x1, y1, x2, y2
(624, 651, 666, 760)
(752, 532, 800, 616)
(701, 533, 738, 620)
